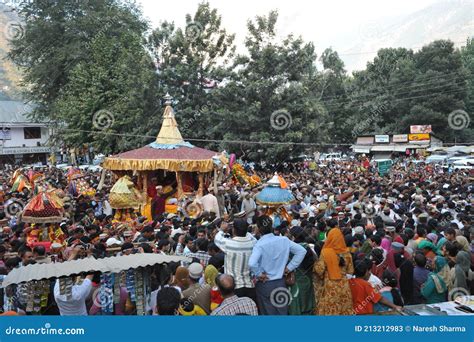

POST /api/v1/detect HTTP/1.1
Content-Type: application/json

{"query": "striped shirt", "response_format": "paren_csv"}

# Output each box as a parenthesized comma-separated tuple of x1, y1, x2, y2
(214, 230, 256, 289)
(211, 295, 258, 316)
(187, 251, 211, 267)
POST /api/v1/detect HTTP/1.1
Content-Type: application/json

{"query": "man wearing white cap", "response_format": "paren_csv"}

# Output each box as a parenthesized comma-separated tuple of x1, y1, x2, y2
(182, 263, 211, 314)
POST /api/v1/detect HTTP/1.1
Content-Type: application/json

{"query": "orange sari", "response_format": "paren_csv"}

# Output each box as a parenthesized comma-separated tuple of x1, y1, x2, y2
(321, 228, 349, 280)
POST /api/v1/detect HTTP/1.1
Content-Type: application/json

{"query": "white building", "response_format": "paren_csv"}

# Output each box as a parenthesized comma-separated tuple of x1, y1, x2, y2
(351, 133, 443, 160)
(0, 101, 52, 165)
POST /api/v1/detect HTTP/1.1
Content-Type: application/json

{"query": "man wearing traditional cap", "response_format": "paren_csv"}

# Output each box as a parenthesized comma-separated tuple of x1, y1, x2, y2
(182, 263, 211, 314)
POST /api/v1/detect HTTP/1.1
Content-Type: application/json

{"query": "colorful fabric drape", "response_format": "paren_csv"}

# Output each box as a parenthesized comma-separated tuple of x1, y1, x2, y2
(11, 175, 30, 192)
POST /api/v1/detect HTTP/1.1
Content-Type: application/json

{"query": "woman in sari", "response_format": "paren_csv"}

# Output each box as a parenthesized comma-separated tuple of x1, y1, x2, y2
(421, 256, 448, 304)
(313, 227, 353, 315)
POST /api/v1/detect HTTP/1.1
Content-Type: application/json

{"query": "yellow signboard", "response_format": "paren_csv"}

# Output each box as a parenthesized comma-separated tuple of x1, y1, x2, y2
(408, 133, 430, 141)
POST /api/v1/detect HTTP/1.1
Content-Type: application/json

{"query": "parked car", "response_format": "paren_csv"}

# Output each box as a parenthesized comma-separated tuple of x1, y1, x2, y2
(79, 164, 103, 172)
(452, 158, 474, 170)
(319, 153, 344, 161)
(288, 154, 313, 162)
(446, 155, 471, 165)
(426, 153, 449, 164)
(55, 163, 70, 170)
(410, 159, 426, 164)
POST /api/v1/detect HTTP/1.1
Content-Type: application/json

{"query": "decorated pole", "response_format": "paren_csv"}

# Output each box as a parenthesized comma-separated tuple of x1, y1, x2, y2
(197, 173, 204, 197)
(176, 171, 183, 199)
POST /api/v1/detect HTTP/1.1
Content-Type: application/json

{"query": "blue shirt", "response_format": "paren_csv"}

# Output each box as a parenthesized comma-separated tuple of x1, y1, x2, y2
(374, 289, 396, 312)
(248, 234, 306, 281)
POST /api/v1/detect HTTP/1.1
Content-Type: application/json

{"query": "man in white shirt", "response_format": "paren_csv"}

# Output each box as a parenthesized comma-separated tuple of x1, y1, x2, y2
(240, 192, 256, 224)
(53, 275, 93, 316)
(200, 187, 220, 218)
(102, 197, 113, 216)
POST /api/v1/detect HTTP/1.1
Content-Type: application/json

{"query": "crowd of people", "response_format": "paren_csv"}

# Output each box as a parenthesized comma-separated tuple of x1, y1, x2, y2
(0, 156, 472, 316)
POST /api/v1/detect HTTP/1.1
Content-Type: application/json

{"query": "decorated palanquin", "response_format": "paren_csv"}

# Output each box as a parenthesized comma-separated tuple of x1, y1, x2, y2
(67, 168, 96, 197)
(102, 94, 218, 221)
(109, 176, 143, 223)
(256, 173, 294, 224)
(21, 191, 66, 251)
(231, 163, 261, 187)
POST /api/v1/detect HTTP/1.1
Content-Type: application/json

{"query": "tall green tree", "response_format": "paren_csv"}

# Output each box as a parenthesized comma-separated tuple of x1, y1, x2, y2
(399, 40, 469, 141)
(346, 47, 414, 138)
(54, 29, 159, 153)
(8, 0, 158, 152)
(316, 48, 351, 143)
(212, 10, 330, 160)
(148, 1, 235, 144)
(346, 40, 471, 143)
(460, 37, 474, 140)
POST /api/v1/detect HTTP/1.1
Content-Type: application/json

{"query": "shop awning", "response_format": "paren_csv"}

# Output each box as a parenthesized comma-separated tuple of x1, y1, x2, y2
(351, 145, 372, 153)
(352, 144, 430, 153)
(393, 144, 429, 152)
(371, 145, 396, 152)
(2, 254, 190, 286)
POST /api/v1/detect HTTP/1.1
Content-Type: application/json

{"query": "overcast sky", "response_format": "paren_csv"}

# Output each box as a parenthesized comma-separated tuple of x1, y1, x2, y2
(136, 0, 461, 71)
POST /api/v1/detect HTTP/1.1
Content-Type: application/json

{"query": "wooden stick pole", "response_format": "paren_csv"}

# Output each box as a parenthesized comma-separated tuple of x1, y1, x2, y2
(176, 171, 183, 199)
(197, 173, 204, 197)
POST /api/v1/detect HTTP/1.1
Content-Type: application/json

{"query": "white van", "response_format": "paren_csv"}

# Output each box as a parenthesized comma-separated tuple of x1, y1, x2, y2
(320, 153, 343, 161)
